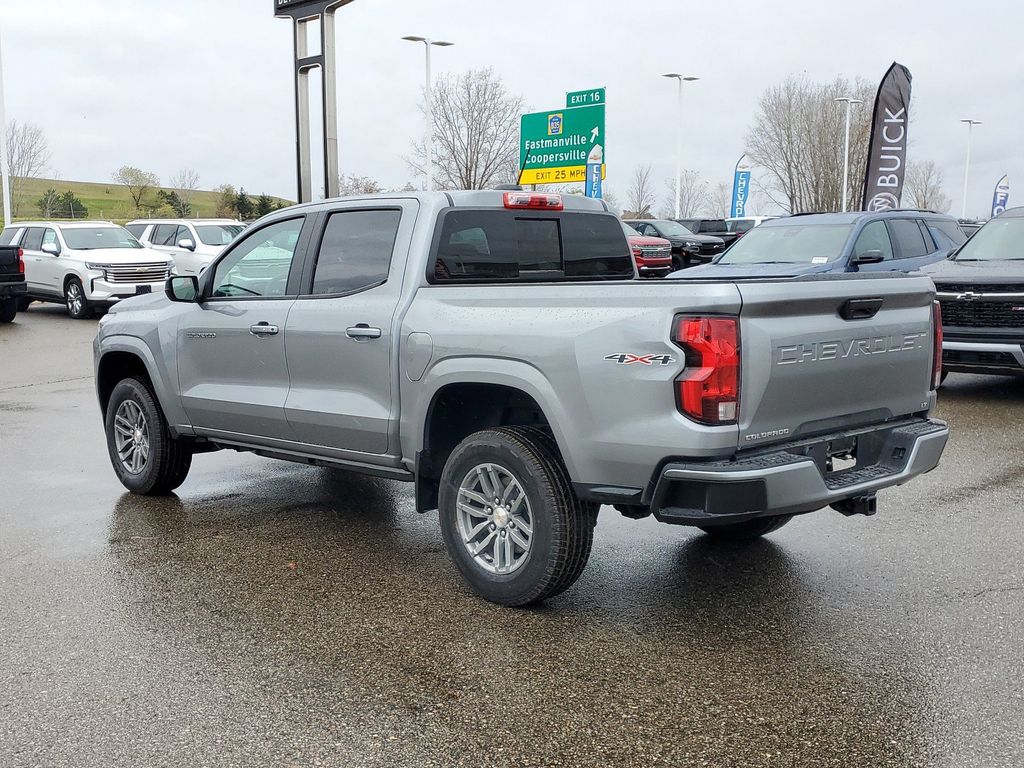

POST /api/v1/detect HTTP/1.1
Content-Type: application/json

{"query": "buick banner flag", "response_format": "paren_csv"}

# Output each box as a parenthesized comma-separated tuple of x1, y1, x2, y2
(861, 62, 912, 211)
(991, 175, 1010, 217)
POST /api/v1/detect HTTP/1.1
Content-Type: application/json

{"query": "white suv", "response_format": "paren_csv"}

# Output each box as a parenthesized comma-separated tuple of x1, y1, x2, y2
(1, 221, 173, 319)
(126, 219, 245, 276)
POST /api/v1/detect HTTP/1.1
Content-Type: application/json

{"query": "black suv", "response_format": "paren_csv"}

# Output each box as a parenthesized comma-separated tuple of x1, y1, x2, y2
(923, 206, 1024, 378)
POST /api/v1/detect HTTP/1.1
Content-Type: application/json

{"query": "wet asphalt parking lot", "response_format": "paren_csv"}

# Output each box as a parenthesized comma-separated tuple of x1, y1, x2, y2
(1, 305, 1022, 768)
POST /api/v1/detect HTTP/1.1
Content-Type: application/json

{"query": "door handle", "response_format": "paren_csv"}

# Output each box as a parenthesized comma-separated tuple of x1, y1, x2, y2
(249, 323, 279, 336)
(346, 324, 382, 340)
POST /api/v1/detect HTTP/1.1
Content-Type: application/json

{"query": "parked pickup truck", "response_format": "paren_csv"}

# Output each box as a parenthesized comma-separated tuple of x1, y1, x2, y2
(94, 191, 949, 606)
(0, 244, 27, 323)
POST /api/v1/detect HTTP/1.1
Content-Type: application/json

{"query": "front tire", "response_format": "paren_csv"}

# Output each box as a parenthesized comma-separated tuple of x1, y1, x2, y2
(104, 377, 192, 495)
(0, 298, 16, 323)
(699, 514, 793, 540)
(438, 426, 595, 606)
(65, 278, 92, 319)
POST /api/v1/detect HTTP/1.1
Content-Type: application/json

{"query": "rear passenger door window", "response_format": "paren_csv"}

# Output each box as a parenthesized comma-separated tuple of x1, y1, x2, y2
(852, 221, 894, 261)
(310, 209, 401, 295)
(21, 228, 44, 252)
(152, 224, 178, 247)
(887, 219, 930, 259)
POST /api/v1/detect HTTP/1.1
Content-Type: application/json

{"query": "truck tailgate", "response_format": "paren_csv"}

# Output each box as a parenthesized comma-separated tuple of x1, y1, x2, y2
(737, 275, 936, 448)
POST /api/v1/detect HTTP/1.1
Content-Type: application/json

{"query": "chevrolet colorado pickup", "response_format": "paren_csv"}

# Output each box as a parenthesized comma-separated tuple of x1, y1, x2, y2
(0, 244, 27, 323)
(94, 191, 949, 606)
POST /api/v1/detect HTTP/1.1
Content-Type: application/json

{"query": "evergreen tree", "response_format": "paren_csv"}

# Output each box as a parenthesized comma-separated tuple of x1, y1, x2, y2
(255, 194, 274, 218)
(235, 188, 254, 220)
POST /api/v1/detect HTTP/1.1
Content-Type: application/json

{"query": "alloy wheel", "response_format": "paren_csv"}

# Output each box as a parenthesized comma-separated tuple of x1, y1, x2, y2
(456, 462, 534, 574)
(113, 399, 151, 474)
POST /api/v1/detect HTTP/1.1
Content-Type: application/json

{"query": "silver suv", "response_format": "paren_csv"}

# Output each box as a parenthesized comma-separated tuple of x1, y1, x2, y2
(126, 219, 245, 276)
(1, 221, 172, 319)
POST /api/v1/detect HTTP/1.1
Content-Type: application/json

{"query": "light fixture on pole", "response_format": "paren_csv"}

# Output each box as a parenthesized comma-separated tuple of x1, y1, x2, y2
(403, 36, 454, 192)
(960, 118, 982, 218)
(662, 73, 699, 219)
(834, 96, 863, 212)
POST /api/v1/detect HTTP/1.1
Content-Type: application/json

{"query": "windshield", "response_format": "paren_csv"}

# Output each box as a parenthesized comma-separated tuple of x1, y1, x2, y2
(954, 217, 1024, 261)
(62, 227, 142, 250)
(654, 221, 695, 238)
(621, 222, 641, 237)
(716, 223, 853, 264)
(195, 224, 245, 246)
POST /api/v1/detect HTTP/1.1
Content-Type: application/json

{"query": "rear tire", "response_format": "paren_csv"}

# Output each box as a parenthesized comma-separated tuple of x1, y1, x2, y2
(0, 298, 16, 323)
(104, 377, 192, 495)
(438, 426, 595, 606)
(699, 514, 793, 540)
(65, 278, 92, 319)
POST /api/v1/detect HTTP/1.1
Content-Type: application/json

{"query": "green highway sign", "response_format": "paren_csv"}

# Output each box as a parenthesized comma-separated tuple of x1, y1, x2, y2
(519, 103, 606, 185)
(566, 87, 605, 107)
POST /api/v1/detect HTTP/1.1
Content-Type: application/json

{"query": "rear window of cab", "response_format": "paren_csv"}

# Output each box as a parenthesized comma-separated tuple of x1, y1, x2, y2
(430, 209, 633, 283)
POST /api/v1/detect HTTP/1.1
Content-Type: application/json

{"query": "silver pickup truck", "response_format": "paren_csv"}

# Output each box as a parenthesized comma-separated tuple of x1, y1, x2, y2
(94, 191, 949, 605)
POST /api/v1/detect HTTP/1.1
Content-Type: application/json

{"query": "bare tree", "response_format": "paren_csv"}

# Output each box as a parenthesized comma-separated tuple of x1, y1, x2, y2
(625, 165, 657, 218)
(710, 181, 732, 218)
(408, 68, 525, 190)
(745, 75, 874, 213)
(661, 170, 710, 218)
(112, 166, 160, 213)
(338, 174, 383, 196)
(905, 160, 951, 213)
(5, 121, 51, 216)
(169, 168, 200, 214)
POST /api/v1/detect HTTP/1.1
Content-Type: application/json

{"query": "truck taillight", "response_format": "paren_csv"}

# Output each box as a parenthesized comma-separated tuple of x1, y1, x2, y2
(672, 315, 740, 425)
(503, 192, 563, 210)
(17, 247, 24, 274)
(932, 301, 943, 389)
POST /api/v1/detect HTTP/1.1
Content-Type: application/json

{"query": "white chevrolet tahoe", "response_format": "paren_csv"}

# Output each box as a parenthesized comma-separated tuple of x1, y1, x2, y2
(126, 219, 245, 276)
(1, 221, 173, 319)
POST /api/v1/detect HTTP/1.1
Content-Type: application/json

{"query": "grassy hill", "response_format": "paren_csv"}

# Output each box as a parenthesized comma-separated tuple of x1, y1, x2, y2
(4, 177, 292, 223)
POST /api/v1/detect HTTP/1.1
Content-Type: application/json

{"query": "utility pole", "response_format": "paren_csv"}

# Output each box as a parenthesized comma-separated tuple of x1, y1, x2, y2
(960, 119, 982, 218)
(834, 96, 863, 212)
(0, 30, 12, 227)
(662, 73, 699, 218)
(403, 36, 453, 191)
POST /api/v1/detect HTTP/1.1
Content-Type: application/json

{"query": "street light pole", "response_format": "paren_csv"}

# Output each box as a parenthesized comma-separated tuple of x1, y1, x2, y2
(0, 30, 11, 228)
(662, 73, 699, 219)
(834, 96, 862, 212)
(960, 119, 982, 218)
(403, 36, 453, 192)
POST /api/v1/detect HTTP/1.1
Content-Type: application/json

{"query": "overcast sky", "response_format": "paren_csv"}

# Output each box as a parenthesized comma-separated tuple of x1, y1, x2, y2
(1, 0, 1018, 217)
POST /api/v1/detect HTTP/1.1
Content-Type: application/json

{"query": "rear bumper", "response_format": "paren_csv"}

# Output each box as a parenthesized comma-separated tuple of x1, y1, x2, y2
(943, 340, 1024, 375)
(648, 418, 949, 526)
(0, 281, 27, 298)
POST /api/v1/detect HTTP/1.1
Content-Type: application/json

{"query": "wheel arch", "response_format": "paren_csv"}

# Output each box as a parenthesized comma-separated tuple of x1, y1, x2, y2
(410, 363, 579, 513)
(95, 336, 190, 436)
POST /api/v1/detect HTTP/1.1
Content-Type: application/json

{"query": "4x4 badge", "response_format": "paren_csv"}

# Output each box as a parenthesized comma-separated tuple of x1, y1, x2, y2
(604, 353, 675, 366)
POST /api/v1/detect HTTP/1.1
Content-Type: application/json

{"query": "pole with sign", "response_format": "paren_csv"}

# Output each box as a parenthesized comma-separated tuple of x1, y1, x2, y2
(274, 0, 356, 203)
(519, 102, 605, 187)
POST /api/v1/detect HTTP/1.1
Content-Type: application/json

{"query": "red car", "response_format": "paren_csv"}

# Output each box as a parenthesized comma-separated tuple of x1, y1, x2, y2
(622, 222, 672, 277)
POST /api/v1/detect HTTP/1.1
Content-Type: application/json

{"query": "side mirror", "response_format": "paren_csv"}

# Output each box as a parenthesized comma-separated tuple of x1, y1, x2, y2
(177, 238, 196, 251)
(41, 242, 61, 256)
(852, 250, 885, 266)
(166, 275, 200, 303)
